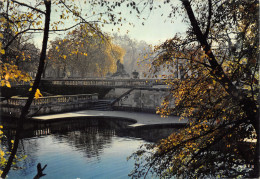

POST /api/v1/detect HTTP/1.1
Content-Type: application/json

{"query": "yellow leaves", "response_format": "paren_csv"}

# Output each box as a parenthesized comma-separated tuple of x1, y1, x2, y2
(0, 17, 6, 23)
(1, 74, 11, 88)
(29, 88, 43, 99)
(4, 73, 9, 80)
(5, 81, 11, 88)
(212, 80, 216, 86)
(0, 150, 4, 157)
(28, 13, 33, 20)
(0, 43, 5, 55)
(1, 63, 31, 88)
(36, 21, 42, 26)
(35, 89, 42, 99)
(239, 58, 248, 64)
(1, 81, 5, 87)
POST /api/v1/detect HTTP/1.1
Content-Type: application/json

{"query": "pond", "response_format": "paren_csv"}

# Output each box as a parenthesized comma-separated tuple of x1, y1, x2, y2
(1, 117, 176, 179)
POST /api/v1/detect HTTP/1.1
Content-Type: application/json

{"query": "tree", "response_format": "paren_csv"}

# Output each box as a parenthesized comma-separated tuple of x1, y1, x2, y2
(112, 34, 152, 76)
(129, 0, 259, 178)
(0, 0, 127, 177)
(47, 25, 125, 78)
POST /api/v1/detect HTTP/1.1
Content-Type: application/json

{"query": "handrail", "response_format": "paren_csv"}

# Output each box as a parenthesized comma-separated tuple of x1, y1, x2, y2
(111, 88, 135, 106)
(4, 78, 166, 87)
(3, 94, 98, 107)
(44, 78, 165, 87)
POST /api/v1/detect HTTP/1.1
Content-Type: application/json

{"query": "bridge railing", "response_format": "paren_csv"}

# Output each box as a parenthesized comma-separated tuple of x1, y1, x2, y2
(45, 78, 165, 87)
(1, 93, 99, 117)
(5, 78, 166, 87)
(3, 93, 98, 107)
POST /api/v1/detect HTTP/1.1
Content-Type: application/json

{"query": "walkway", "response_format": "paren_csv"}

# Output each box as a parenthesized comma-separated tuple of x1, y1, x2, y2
(32, 110, 188, 127)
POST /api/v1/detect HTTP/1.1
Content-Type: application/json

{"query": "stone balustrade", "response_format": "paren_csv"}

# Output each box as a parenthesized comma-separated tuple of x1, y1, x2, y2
(1, 94, 98, 118)
(3, 78, 166, 88)
(3, 94, 98, 107)
(46, 78, 165, 87)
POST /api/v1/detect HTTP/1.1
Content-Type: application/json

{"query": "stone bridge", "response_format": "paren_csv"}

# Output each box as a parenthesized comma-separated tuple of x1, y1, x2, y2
(41, 78, 166, 88)
(1, 94, 99, 118)
(1, 78, 172, 117)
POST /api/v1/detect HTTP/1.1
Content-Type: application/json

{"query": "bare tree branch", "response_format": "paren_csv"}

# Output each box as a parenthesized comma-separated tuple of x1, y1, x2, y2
(204, 0, 212, 38)
(11, 0, 46, 15)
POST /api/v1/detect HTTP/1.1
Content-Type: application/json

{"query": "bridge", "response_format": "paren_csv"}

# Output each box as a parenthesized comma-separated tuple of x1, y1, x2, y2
(1, 78, 172, 117)
(1, 94, 99, 118)
(8, 78, 167, 88)
(41, 78, 167, 88)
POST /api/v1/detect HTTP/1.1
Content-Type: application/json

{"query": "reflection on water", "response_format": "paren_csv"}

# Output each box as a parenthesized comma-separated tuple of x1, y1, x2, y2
(1, 117, 178, 179)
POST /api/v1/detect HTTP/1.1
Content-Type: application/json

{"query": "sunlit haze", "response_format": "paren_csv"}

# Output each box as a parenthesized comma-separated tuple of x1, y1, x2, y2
(32, 0, 187, 48)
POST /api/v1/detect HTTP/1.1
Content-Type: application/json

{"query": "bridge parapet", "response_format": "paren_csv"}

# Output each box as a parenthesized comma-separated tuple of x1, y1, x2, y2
(43, 78, 165, 88)
(3, 78, 166, 88)
(4, 94, 98, 106)
(1, 93, 98, 118)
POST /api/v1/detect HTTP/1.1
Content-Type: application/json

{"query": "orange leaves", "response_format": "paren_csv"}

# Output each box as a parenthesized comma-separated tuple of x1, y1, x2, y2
(47, 25, 125, 77)
(0, 63, 31, 88)
(0, 35, 5, 55)
(0, 49, 4, 55)
(35, 89, 43, 99)
(3, 73, 11, 88)
(1, 80, 11, 88)
(4, 73, 9, 81)
(29, 88, 43, 99)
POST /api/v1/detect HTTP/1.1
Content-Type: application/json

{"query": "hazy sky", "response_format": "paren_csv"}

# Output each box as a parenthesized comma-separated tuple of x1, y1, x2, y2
(100, 1, 187, 45)
(31, 0, 187, 47)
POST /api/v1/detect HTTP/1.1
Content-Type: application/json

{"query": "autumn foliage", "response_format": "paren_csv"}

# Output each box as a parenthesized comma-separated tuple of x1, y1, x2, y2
(0, 0, 128, 177)
(47, 25, 125, 78)
(129, 0, 259, 178)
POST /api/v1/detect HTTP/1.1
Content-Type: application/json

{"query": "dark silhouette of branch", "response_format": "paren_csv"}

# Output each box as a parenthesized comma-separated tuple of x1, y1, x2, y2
(1, 0, 51, 178)
(182, 0, 237, 96)
(11, 0, 46, 14)
(3, 22, 86, 50)
(204, 0, 212, 38)
(4, 28, 34, 50)
(181, 1, 259, 177)
(33, 163, 47, 179)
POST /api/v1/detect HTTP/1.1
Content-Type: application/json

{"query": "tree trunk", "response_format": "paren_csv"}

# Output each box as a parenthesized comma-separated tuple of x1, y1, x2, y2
(181, 0, 259, 177)
(1, 1, 51, 178)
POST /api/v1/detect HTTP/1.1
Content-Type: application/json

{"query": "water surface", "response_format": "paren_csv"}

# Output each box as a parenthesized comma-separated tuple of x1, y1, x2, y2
(1, 117, 176, 179)
(1, 118, 147, 179)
